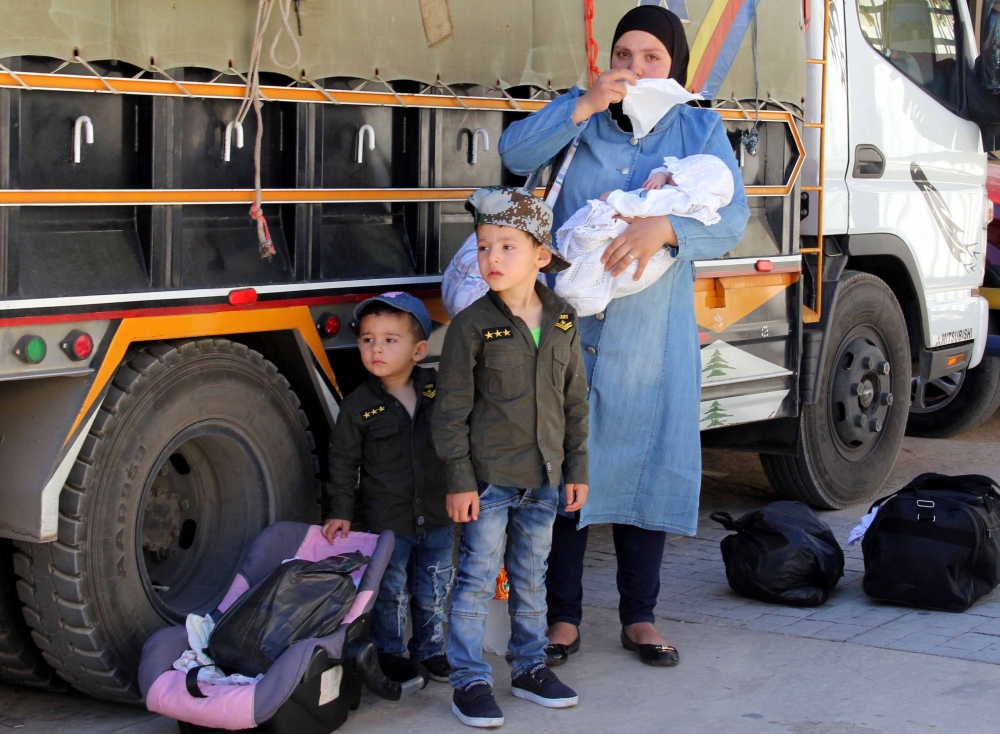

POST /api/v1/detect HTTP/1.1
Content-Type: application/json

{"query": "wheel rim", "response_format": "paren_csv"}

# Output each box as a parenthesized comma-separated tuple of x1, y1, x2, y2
(136, 421, 272, 623)
(909, 369, 966, 414)
(828, 326, 895, 460)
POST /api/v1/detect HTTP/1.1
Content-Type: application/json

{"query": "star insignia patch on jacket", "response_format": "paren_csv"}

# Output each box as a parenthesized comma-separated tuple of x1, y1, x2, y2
(482, 327, 513, 341)
(362, 405, 387, 420)
(422, 383, 437, 399)
(554, 314, 574, 331)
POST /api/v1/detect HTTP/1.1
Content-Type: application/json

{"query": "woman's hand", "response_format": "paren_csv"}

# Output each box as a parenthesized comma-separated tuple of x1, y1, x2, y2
(602, 216, 678, 279)
(573, 69, 637, 124)
(564, 484, 589, 513)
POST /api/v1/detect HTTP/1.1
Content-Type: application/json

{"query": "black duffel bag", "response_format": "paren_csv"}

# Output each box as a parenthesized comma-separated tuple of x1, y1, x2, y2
(862, 473, 1000, 612)
(711, 501, 845, 607)
(209, 551, 368, 677)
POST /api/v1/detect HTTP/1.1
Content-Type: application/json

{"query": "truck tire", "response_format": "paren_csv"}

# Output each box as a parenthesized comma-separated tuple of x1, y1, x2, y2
(0, 540, 65, 690)
(13, 339, 319, 701)
(906, 355, 1000, 438)
(760, 271, 910, 509)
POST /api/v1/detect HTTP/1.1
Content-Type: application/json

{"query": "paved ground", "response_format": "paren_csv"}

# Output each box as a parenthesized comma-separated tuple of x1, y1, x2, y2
(3, 418, 1000, 732)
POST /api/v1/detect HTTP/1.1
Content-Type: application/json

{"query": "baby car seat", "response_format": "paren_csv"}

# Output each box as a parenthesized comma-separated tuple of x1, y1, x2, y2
(139, 522, 426, 733)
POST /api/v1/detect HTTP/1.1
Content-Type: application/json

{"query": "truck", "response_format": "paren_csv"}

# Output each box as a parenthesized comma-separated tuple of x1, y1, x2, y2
(0, 0, 998, 703)
(906, 156, 1000, 437)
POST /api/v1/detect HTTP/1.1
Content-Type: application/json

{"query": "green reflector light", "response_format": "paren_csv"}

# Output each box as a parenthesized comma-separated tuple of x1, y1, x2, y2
(14, 335, 46, 365)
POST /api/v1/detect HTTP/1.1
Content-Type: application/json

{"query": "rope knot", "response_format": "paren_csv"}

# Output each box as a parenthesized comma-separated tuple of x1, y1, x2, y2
(249, 202, 276, 259)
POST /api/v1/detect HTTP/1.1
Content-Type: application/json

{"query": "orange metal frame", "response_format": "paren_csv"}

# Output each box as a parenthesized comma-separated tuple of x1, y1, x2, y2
(0, 72, 805, 203)
(65, 306, 338, 446)
(799, 1, 830, 323)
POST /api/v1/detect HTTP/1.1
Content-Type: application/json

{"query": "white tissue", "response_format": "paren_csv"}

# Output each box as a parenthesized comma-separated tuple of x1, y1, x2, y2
(621, 78, 702, 139)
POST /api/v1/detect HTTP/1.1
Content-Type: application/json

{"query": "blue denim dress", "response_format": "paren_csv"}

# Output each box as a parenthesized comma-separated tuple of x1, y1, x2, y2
(499, 89, 750, 536)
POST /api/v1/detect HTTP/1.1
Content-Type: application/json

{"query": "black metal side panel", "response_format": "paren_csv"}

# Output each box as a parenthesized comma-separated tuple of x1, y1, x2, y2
(0, 375, 90, 540)
(2, 57, 154, 299)
(316, 104, 419, 280)
(431, 109, 531, 271)
(170, 73, 298, 288)
(15, 206, 152, 297)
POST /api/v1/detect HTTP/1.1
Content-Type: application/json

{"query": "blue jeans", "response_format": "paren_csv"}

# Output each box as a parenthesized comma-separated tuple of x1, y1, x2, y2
(447, 483, 558, 689)
(372, 524, 455, 662)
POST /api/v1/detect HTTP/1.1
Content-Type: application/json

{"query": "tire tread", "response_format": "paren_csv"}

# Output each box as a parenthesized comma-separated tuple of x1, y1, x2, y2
(11, 339, 317, 701)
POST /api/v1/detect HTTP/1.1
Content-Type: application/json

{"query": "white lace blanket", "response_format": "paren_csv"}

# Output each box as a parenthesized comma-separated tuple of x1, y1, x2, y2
(554, 154, 733, 317)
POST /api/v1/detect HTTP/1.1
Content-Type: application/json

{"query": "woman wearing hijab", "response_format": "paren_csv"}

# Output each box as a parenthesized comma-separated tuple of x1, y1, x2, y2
(498, 6, 750, 667)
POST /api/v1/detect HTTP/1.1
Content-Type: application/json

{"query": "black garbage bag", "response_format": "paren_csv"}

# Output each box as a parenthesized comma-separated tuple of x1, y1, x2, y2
(710, 501, 845, 607)
(209, 552, 369, 677)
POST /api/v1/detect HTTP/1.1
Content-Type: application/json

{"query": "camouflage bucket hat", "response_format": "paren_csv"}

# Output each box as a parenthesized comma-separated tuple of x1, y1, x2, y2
(466, 186, 570, 274)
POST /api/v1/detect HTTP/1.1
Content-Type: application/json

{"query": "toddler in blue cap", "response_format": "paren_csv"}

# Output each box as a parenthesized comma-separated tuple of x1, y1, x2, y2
(322, 291, 453, 683)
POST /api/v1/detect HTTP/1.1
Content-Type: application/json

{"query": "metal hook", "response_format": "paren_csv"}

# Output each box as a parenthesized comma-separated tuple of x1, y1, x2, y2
(356, 124, 375, 163)
(73, 115, 94, 164)
(223, 120, 244, 162)
(469, 128, 490, 165)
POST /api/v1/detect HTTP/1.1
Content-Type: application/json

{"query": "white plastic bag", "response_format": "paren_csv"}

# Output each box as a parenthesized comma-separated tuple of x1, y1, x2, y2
(442, 233, 488, 319)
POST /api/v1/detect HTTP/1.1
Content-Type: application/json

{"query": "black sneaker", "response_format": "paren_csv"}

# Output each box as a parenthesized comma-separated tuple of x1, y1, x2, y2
(452, 680, 504, 728)
(420, 653, 453, 683)
(510, 663, 578, 708)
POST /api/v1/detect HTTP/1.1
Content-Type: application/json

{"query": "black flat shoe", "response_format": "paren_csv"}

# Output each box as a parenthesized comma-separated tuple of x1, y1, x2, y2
(620, 628, 679, 667)
(544, 630, 581, 667)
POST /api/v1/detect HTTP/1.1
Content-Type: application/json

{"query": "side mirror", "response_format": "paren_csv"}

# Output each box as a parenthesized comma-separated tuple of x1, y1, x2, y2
(969, 3, 1000, 148)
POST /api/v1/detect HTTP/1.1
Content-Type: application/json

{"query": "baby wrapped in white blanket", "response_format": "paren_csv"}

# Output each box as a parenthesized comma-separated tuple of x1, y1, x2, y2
(554, 153, 734, 317)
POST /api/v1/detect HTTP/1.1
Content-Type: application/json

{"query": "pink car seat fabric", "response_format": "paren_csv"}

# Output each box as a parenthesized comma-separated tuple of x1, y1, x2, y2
(217, 574, 250, 615)
(139, 524, 394, 729)
(147, 669, 258, 730)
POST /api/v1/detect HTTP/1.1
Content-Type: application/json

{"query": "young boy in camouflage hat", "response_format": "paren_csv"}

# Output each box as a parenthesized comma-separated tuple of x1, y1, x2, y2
(433, 186, 590, 727)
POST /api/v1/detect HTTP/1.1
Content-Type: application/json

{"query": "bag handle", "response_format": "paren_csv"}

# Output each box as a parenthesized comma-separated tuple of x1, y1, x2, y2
(523, 119, 590, 209)
(709, 511, 739, 531)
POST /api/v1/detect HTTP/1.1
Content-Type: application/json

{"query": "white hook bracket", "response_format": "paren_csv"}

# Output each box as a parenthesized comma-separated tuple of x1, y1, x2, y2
(356, 124, 375, 163)
(223, 120, 244, 162)
(469, 128, 490, 165)
(73, 115, 94, 164)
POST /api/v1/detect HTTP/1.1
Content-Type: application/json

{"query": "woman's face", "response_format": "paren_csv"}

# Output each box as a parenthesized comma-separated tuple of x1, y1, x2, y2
(610, 30, 673, 79)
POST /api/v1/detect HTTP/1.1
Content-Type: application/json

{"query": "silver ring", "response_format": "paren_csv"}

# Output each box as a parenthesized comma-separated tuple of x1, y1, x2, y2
(626, 252, 636, 260)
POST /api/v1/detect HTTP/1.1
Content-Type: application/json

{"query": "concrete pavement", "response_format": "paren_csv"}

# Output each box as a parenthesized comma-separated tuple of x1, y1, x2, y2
(2, 419, 1000, 733)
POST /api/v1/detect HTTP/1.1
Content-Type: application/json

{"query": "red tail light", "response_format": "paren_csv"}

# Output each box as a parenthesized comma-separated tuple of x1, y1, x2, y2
(228, 288, 258, 306)
(60, 330, 93, 361)
(316, 312, 341, 338)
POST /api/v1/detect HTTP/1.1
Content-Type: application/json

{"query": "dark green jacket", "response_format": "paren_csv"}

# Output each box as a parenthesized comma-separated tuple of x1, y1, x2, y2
(328, 366, 448, 535)
(433, 283, 589, 494)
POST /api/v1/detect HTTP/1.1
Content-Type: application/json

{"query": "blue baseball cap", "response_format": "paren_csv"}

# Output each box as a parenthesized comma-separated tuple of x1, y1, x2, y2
(353, 291, 433, 341)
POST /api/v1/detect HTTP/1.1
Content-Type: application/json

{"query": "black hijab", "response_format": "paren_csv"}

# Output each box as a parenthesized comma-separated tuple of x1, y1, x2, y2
(608, 6, 690, 133)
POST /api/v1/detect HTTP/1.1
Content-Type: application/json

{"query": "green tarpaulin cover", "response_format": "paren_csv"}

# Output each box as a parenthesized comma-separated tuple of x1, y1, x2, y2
(0, 0, 804, 103)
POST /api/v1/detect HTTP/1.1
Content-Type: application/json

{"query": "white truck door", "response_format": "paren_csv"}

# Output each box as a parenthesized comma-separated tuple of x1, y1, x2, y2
(844, 0, 986, 351)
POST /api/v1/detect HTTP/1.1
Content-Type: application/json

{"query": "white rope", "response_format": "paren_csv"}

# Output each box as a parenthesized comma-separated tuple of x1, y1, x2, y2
(0, 60, 30, 89)
(73, 53, 119, 94)
(234, 0, 302, 259)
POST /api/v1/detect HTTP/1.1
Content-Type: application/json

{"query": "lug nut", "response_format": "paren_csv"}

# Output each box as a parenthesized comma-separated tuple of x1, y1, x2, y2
(877, 361, 890, 375)
(862, 356, 875, 369)
(850, 383, 861, 396)
(881, 393, 893, 406)
(854, 415, 864, 427)
(869, 418, 883, 433)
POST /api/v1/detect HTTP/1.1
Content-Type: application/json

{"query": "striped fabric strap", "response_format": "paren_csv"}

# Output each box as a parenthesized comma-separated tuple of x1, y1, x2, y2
(522, 118, 589, 209)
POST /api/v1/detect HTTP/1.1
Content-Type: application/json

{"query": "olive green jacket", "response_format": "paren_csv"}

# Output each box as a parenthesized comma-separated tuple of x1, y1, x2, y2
(433, 283, 589, 494)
